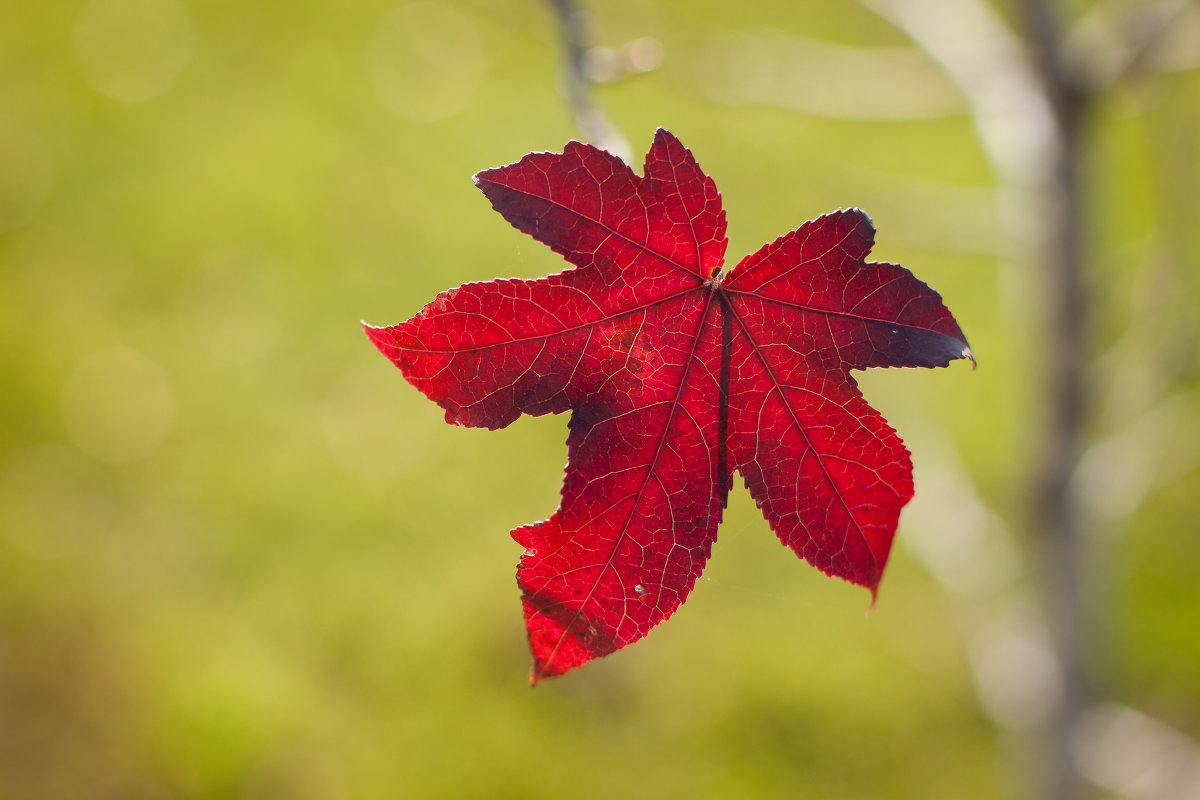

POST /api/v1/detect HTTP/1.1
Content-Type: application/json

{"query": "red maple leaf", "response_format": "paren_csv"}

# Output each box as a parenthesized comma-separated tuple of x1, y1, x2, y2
(366, 129, 972, 683)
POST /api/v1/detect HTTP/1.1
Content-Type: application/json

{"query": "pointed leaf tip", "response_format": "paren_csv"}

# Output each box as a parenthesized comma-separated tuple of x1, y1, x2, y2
(846, 206, 875, 229)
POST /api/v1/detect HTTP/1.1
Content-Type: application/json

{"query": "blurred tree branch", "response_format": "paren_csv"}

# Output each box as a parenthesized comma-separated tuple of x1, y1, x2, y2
(1013, 3, 1092, 799)
(544, 0, 631, 162)
(1063, 0, 1200, 91)
(535, 2, 1196, 797)
(857, 1, 1197, 799)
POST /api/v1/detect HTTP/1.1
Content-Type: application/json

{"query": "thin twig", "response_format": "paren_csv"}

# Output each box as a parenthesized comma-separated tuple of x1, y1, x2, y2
(1064, 0, 1199, 91)
(544, 0, 631, 162)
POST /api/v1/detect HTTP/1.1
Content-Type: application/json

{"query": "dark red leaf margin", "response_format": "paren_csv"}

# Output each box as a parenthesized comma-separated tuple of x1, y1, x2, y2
(365, 129, 973, 683)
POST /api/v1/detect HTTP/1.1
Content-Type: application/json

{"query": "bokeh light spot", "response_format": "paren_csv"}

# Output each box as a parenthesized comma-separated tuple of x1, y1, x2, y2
(320, 367, 432, 481)
(74, 0, 195, 103)
(60, 346, 177, 465)
(365, 2, 485, 122)
(0, 121, 53, 233)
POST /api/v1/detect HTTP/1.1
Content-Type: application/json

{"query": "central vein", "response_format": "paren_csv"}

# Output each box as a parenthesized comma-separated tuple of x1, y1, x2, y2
(717, 289, 733, 508)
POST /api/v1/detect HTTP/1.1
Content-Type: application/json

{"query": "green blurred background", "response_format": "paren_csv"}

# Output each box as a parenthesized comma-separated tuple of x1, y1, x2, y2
(2, 0, 1199, 797)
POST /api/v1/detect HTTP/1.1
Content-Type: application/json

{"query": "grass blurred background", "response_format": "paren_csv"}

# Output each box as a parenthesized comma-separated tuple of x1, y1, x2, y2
(2, 0, 1199, 797)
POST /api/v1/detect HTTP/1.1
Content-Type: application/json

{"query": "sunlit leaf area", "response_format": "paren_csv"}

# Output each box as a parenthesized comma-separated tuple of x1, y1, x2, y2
(2, 1, 1198, 797)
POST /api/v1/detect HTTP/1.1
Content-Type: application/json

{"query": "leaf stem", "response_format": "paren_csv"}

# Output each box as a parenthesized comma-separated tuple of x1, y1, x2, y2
(717, 290, 733, 508)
